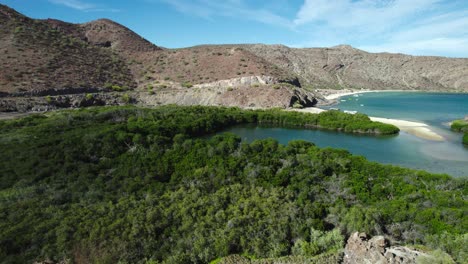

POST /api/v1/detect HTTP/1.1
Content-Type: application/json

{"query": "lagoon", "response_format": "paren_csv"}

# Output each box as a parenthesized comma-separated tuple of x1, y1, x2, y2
(222, 92, 468, 177)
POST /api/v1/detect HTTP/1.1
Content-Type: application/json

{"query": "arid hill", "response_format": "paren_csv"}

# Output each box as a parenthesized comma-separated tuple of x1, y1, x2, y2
(0, 4, 135, 96)
(244, 44, 468, 92)
(1, 4, 467, 112)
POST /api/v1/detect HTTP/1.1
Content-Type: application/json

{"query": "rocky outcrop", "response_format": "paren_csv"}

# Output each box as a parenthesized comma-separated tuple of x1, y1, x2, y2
(344, 232, 430, 264)
(139, 83, 317, 109)
(0, 93, 131, 112)
(194, 76, 277, 88)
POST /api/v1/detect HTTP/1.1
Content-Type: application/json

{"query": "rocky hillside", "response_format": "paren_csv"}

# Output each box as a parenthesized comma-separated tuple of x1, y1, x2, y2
(244, 44, 468, 92)
(134, 45, 296, 88)
(0, 4, 302, 110)
(1, 4, 468, 112)
(0, 4, 135, 96)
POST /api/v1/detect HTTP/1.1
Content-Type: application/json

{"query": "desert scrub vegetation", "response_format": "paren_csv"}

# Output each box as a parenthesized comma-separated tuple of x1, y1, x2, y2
(104, 83, 128, 92)
(182, 82, 193, 88)
(121, 93, 131, 103)
(0, 10, 135, 94)
(0, 105, 464, 263)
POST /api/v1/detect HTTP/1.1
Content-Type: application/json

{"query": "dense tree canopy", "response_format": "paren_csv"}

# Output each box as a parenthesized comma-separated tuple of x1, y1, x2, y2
(0, 106, 465, 263)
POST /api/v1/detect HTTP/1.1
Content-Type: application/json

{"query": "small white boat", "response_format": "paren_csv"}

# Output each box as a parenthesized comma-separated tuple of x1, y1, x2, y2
(344, 110, 358, 114)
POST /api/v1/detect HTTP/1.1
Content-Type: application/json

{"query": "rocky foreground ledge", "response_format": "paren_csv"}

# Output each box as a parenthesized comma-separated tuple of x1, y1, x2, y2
(344, 232, 431, 264)
(204, 232, 450, 264)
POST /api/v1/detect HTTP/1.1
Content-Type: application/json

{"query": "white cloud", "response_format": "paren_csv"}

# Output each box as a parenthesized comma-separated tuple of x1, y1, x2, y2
(294, 0, 441, 32)
(48, 0, 119, 12)
(359, 38, 468, 58)
(159, 0, 468, 57)
(158, 0, 293, 28)
(291, 0, 468, 57)
(49, 0, 95, 10)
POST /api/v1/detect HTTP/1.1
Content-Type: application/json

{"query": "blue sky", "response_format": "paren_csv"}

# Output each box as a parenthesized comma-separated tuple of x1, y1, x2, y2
(2, 0, 468, 57)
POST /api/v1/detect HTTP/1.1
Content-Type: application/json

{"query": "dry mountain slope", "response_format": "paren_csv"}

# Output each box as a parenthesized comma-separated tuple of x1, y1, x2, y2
(244, 44, 468, 92)
(0, 4, 136, 96)
(2, 4, 468, 112)
(0, 5, 297, 95)
(134, 44, 297, 88)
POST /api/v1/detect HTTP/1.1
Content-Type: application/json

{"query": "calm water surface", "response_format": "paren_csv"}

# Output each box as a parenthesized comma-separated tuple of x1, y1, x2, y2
(222, 92, 468, 177)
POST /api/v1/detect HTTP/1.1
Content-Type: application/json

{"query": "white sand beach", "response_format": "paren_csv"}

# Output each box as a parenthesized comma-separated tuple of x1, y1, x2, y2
(320, 89, 410, 100)
(291, 107, 445, 141)
(324, 90, 372, 100)
(369, 117, 444, 141)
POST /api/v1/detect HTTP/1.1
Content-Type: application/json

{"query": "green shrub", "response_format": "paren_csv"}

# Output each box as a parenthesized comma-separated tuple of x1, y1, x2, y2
(292, 102, 304, 109)
(416, 249, 455, 264)
(104, 82, 113, 89)
(112, 85, 122, 91)
(182, 82, 193, 88)
(85, 93, 93, 100)
(14, 26, 23, 33)
(121, 93, 131, 103)
(463, 133, 468, 145)
(451, 120, 468, 132)
(292, 228, 344, 257)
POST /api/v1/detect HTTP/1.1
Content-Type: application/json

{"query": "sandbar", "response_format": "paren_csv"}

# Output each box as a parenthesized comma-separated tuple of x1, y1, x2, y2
(290, 107, 445, 141)
(369, 117, 444, 141)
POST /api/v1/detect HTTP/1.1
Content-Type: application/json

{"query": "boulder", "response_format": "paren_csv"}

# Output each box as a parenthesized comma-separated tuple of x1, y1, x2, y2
(344, 232, 430, 264)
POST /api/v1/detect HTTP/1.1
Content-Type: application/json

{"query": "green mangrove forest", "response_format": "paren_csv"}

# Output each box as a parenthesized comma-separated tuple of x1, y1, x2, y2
(0, 106, 465, 263)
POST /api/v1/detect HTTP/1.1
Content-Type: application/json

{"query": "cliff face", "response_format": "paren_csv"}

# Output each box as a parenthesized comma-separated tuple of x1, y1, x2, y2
(244, 44, 468, 92)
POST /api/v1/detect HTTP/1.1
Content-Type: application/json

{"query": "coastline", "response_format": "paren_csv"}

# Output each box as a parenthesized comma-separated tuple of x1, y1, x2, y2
(292, 107, 445, 141)
(319, 89, 411, 101)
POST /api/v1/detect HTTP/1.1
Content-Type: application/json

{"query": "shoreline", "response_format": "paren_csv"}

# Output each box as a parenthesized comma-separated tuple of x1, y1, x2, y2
(320, 89, 412, 101)
(293, 107, 445, 141)
(369, 117, 444, 141)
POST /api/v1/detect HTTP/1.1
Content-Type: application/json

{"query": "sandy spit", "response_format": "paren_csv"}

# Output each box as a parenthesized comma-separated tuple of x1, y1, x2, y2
(369, 117, 444, 141)
(290, 107, 445, 141)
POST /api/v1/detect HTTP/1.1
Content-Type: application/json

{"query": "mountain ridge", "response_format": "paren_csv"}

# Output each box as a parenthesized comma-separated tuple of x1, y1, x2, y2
(1, 4, 468, 112)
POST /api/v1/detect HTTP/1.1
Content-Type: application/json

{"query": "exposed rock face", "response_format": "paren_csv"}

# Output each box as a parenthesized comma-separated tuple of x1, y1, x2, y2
(194, 76, 277, 88)
(139, 83, 317, 109)
(0, 93, 131, 112)
(344, 232, 429, 264)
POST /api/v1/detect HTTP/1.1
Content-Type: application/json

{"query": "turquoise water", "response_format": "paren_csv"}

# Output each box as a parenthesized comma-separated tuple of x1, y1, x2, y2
(222, 92, 468, 177)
